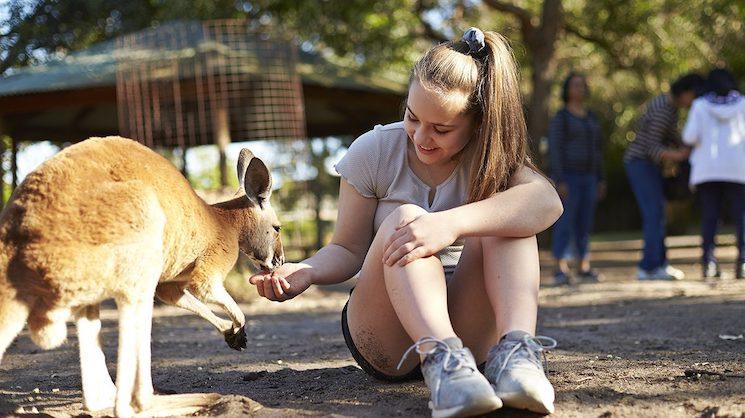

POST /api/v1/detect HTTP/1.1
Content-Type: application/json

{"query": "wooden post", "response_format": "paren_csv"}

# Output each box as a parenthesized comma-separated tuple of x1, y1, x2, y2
(180, 146, 189, 179)
(215, 107, 231, 188)
(0, 118, 5, 208)
(11, 136, 18, 192)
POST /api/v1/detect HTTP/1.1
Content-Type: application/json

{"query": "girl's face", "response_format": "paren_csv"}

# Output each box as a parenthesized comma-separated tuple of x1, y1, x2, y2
(403, 81, 477, 167)
(567, 76, 587, 103)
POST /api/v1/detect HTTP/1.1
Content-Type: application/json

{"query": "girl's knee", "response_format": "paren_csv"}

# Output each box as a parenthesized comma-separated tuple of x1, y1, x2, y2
(389, 204, 427, 222)
(377, 204, 427, 237)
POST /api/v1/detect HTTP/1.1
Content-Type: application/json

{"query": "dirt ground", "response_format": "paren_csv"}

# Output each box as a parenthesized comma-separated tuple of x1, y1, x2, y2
(1, 234, 744, 418)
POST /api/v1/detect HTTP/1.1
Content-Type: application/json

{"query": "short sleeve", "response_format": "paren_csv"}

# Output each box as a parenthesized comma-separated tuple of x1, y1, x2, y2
(334, 128, 381, 199)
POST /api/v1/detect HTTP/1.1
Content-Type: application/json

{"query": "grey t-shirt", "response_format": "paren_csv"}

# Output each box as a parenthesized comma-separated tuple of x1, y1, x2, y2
(334, 121, 472, 267)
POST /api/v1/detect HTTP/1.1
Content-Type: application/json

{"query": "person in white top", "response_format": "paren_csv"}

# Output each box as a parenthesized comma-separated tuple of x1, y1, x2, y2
(249, 28, 563, 417)
(682, 68, 745, 279)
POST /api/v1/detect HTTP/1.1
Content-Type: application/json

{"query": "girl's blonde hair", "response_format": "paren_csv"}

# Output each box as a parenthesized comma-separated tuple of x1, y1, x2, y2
(411, 30, 531, 203)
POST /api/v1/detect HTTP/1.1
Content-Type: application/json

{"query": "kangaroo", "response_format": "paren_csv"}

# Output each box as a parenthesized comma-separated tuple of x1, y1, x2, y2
(0, 136, 284, 417)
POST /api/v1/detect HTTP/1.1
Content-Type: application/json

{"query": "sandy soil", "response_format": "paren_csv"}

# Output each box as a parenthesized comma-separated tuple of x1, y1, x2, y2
(1, 235, 744, 418)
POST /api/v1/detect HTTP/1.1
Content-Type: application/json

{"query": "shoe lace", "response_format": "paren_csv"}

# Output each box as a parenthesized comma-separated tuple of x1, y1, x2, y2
(396, 337, 474, 408)
(396, 337, 472, 373)
(490, 335, 557, 384)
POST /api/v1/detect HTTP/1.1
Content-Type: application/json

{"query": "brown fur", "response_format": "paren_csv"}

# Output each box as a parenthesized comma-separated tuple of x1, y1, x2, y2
(0, 136, 283, 415)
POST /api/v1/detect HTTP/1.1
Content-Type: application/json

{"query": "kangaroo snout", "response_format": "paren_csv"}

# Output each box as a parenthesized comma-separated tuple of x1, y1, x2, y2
(253, 251, 284, 272)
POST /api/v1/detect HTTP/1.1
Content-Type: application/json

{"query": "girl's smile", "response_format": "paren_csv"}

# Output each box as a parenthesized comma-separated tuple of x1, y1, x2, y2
(403, 80, 476, 169)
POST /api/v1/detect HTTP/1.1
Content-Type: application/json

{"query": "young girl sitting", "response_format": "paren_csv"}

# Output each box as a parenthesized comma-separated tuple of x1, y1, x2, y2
(250, 27, 563, 417)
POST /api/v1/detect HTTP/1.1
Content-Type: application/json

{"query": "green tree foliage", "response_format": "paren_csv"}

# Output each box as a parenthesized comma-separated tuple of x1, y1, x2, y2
(2, 0, 743, 232)
(251, 0, 743, 230)
(0, 0, 249, 75)
(554, 0, 744, 230)
(274, 137, 350, 252)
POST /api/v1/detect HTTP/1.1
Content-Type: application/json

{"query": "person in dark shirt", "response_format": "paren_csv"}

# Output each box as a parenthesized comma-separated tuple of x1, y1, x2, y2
(549, 73, 605, 285)
(623, 73, 704, 280)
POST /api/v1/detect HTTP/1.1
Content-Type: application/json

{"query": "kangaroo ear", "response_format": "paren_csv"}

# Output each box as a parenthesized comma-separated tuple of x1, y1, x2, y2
(237, 149, 271, 207)
(237, 149, 254, 189)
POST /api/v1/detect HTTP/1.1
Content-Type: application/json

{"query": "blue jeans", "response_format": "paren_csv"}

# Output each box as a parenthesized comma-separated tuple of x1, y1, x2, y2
(551, 172, 599, 260)
(697, 182, 745, 265)
(625, 159, 667, 271)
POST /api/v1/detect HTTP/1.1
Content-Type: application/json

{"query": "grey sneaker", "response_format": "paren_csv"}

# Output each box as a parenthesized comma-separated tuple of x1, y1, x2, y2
(398, 337, 502, 418)
(484, 331, 557, 414)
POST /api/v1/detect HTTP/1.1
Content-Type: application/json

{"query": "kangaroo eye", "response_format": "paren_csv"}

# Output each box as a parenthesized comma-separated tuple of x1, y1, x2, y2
(273, 225, 281, 232)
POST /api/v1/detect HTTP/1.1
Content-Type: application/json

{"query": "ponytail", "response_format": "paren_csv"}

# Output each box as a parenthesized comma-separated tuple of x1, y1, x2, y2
(466, 31, 529, 202)
(411, 29, 531, 203)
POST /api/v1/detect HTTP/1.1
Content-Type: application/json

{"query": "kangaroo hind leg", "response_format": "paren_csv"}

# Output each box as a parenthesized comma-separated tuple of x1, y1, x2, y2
(76, 304, 116, 412)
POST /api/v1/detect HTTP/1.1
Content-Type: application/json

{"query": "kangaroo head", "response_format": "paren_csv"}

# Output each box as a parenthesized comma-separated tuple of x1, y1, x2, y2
(236, 149, 284, 271)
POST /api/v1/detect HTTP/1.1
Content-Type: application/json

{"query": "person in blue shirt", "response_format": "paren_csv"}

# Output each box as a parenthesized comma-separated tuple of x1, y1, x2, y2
(548, 73, 605, 285)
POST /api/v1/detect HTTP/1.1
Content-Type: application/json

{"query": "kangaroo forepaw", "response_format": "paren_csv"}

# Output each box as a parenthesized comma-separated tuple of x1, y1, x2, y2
(223, 325, 247, 351)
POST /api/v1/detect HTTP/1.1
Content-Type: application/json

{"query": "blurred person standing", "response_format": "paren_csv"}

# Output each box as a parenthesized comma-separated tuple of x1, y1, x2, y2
(682, 68, 745, 279)
(624, 73, 705, 280)
(549, 73, 605, 285)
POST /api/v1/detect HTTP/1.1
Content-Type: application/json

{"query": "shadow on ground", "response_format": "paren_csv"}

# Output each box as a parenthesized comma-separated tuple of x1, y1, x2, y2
(2, 276, 745, 417)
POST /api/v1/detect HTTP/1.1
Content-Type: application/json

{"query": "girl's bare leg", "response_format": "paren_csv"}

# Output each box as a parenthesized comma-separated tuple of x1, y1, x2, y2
(346, 206, 502, 417)
(346, 204, 454, 376)
(448, 235, 554, 414)
(447, 236, 539, 362)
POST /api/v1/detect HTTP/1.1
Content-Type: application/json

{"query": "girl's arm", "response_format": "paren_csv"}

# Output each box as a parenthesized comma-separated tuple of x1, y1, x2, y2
(304, 179, 378, 285)
(381, 165, 563, 267)
(249, 179, 377, 300)
(446, 164, 563, 238)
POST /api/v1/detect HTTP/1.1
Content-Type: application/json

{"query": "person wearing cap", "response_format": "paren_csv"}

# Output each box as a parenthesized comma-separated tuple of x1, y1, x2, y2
(250, 28, 563, 417)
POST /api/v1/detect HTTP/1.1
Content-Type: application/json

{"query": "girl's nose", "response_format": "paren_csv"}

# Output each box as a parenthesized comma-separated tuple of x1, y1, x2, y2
(413, 126, 428, 144)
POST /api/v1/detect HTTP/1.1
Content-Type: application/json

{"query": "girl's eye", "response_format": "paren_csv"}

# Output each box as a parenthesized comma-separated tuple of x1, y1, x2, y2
(434, 128, 451, 135)
(407, 113, 418, 122)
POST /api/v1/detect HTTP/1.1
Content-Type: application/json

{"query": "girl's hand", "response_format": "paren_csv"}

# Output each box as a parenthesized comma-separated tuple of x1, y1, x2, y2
(382, 211, 457, 267)
(248, 262, 313, 302)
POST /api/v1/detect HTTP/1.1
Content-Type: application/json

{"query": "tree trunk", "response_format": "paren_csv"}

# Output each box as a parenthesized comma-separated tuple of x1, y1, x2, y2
(526, 53, 554, 157)
(309, 176, 325, 250)
(180, 146, 189, 179)
(215, 107, 231, 188)
(482, 0, 563, 166)
(0, 118, 5, 208)
(314, 193, 324, 250)
(11, 137, 18, 191)
(524, 0, 563, 166)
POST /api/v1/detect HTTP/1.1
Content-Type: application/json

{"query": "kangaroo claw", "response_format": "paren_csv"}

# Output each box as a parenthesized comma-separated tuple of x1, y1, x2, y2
(223, 325, 247, 351)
